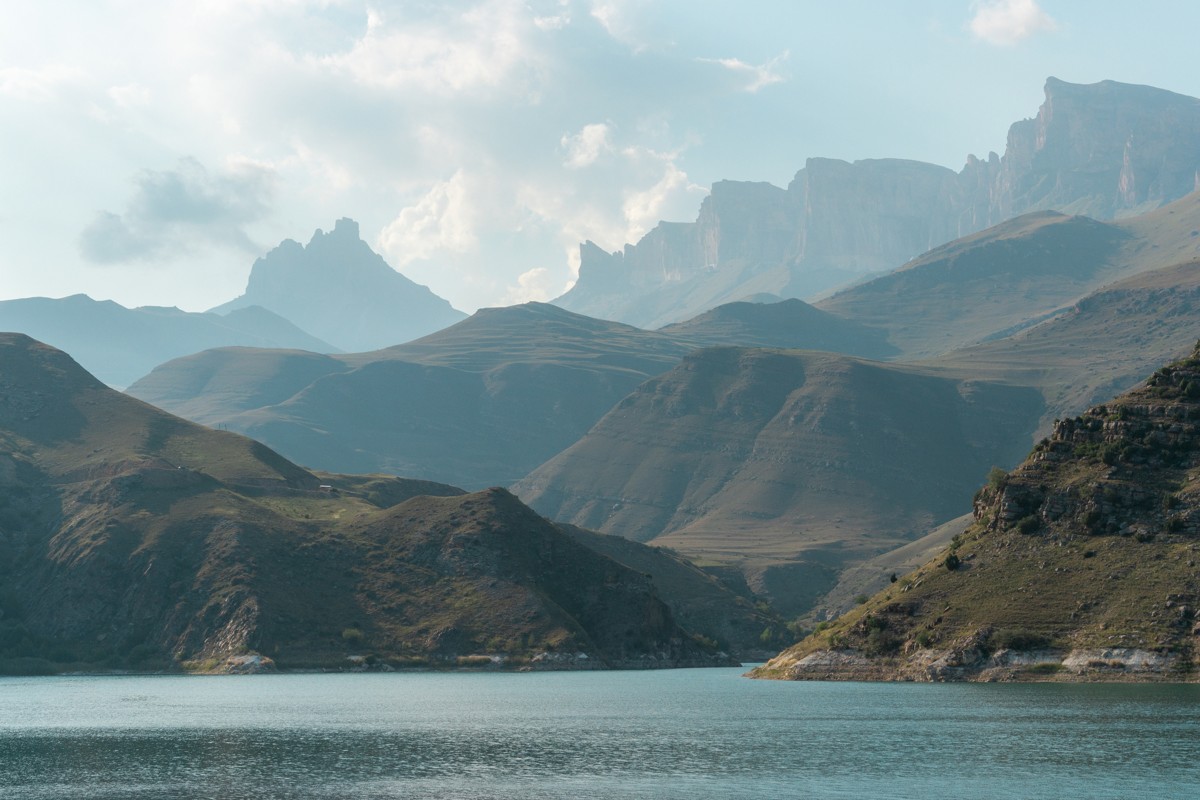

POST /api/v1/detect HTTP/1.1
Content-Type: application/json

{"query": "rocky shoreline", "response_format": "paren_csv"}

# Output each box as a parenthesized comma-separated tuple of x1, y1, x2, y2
(752, 645, 1193, 683)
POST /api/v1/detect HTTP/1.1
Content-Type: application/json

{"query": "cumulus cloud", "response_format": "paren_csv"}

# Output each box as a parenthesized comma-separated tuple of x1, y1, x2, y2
(378, 171, 478, 266)
(621, 161, 692, 243)
(968, 0, 1057, 45)
(502, 266, 566, 304)
(0, 64, 84, 102)
(107, 83, 151, 109)
(79, 157, 277, 264)
(697, 51, 790, 93)
(317, 1, 530, 93)
(515, 134, 706, 286)
(532, 0, 572, 30)
(561, 123, 613, 168)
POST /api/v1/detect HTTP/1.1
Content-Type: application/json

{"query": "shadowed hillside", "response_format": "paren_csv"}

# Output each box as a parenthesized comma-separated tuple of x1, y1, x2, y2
(514, 347, 1043, 616)
(0, 334, 752, 674)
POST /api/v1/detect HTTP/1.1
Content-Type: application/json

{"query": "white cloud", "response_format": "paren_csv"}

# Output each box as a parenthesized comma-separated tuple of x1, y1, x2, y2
(78, 156, 277, 264)
(0, 64, 84, 102)
(968, 0, 1057, 45)
(107, 83, 152, 109)
(317, 1, 531, 93)
(502, 266, 566, 304)
(378, 171, 478, 267)
(621, 161, 691, 243)
(697, 51, 790, 93)
(533, 0, 572, 30)
(561, 123, 613, 168)
(587, 0, 668, 51)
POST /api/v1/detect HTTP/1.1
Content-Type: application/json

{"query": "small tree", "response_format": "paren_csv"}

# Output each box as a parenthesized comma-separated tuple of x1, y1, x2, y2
(986, 466, 1008, 491)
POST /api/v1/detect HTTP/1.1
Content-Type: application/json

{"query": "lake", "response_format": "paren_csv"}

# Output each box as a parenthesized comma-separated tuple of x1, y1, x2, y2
(1, 667, 1198, 799)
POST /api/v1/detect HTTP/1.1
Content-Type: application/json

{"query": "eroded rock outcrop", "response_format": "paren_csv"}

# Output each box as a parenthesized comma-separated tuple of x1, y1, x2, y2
(753, 343, 1200, 682)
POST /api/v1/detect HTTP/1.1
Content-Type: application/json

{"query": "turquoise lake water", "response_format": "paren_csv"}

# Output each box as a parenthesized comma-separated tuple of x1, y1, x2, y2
(1, 667, 1198, 799)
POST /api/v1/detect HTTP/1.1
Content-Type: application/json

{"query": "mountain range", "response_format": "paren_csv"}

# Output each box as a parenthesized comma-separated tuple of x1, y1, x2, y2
(12, 75, 1200, 673)
(556, 78, 1200, 328)
(128, 187, 1200, 618)
(0, 333, 774, 674)
(0, 294, 334, 389)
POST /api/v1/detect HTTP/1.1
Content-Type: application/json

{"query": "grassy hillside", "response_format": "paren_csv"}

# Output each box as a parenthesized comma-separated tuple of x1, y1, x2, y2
(129, 303, 694, 489)
(131, 299, 895, 490)
(658, 298, 897, 359)
(754, 345, 1200, 682)
(814, 212, 1134, 360)
(0, 334, 746, 674)
(929, 259, 1200, 429)
(514, 347, 1043, 616)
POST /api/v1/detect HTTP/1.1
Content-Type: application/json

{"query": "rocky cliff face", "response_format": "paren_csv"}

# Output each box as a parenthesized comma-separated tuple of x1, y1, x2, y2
(557, 78, 1200, 328)
(212, 218, 465, 352)
(980, 77, 1200, 222)
(754, 344, 1200, 682)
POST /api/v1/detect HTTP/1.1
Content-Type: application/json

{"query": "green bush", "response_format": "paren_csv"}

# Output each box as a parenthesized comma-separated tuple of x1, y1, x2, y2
(864, 627, 900, 656)
(341, 627, 365, 645)
(944, 552, 961, 571)
(986, 467, 1008, 491)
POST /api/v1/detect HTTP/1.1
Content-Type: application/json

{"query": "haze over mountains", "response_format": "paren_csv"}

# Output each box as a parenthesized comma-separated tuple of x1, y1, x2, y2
(0, 295, 334, 389)
(11, 74, 1200, 674)
(0, 217, 466, 389)
(557, 78, 1200, 328)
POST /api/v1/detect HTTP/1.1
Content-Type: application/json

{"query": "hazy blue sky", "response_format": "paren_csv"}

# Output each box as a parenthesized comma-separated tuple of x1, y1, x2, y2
(4, 0, 1200, 313)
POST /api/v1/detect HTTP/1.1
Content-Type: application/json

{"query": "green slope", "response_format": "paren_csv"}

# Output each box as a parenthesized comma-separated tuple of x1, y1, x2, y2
(754, 345, 1200, 682)
(514, 347, 1043, 616)
(0, 334, 741, 674)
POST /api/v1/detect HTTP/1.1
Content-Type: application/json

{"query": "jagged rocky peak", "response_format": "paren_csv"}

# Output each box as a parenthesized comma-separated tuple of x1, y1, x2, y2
(212, 218, 466, 352)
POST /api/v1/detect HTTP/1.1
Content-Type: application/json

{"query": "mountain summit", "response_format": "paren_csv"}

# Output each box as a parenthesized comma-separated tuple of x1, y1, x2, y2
(212, 218, 465, 352)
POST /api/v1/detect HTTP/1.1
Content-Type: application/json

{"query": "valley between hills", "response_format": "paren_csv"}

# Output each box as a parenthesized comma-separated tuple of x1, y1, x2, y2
(6, 77, 1200, 679)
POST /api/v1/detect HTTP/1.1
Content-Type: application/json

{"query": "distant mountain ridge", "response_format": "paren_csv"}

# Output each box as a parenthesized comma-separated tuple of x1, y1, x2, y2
(557, 77, 1200, 327)
(212, 218, 465, 352)
(128, 296, 898, 490)
(0, 294, 335, 388)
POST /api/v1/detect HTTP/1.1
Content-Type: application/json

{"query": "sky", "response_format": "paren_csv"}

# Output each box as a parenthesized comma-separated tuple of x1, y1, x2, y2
(3, 0, 1200, 314)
